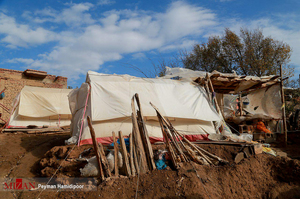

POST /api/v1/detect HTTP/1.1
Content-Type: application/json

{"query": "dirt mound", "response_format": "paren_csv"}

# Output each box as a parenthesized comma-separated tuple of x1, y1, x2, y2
(33, 143, 300, 199)
(26, 154, 299, 199)
(37, 144, 94, 177)
(38, 143, 240, 178)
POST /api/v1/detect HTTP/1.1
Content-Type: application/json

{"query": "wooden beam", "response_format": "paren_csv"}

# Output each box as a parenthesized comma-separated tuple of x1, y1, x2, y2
(87, 116, 104, 181)
(131, 97, 149, 174)
(112, 131, 119, 176)
(118, 131, 132, 176)
(98, 142, 112, 177)
(280, 64, 288, 147)
(134, 93, 156, 170)
(129, 133, 136, 176)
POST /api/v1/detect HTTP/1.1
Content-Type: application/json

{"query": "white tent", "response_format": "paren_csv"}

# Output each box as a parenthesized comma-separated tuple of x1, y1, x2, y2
(69, 71, 223, 145)
(7, 86, 72, 128)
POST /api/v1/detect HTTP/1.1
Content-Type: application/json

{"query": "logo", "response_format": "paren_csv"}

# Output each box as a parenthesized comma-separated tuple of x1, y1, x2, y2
(3, 178, 35, 190)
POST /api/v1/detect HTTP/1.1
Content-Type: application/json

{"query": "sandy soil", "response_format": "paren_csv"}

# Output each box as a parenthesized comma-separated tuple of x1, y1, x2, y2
(0, 132, 300, 199)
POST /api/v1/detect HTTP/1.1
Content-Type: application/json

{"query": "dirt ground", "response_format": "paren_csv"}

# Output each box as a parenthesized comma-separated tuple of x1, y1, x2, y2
(0, 132, 300, 199)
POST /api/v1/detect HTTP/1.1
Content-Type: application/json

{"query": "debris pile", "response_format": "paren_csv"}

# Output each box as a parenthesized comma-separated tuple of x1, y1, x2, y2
(151, 102, 228, 168)
(85, 94, 156, 180)
(84, 93, 232, 180)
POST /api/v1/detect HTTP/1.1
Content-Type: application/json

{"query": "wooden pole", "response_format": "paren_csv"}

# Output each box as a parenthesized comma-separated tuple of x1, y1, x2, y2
(112, 131, 119, 176)
(131, 97, 149, 173)
(133, 141, 139, 175)
(129, 133, 136, 176)
(98, 142, 112, 177)
(205, 74, 221, 134)
(280, 64, 288, 146)
(134, 94, 156, 170)
(157, 115, 178, 169)
(87, 116, 104, 181)
(118, 131, 132, 176)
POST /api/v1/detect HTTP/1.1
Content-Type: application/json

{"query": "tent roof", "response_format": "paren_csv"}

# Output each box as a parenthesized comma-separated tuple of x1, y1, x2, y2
(163, 67, 280, 94)
(85, 71, 221, 122)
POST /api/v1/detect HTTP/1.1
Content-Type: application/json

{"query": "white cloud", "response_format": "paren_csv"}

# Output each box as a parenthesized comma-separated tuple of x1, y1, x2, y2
(24, 3, 95, 27)
(132, 52, 146, 60)
(248, 18, 300, 72)
(7, 58, 35, 64)
(0, 13, 58, 48)
(98, 0, 115, 6)
(160, 40, 197, 52)
(10, 1, 217, 80)
(4, 1, 300, 81)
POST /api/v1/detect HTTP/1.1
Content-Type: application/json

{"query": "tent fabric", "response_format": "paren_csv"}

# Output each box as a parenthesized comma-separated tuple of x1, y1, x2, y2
(70, 71, 223, 145)
(223, 84, 282, 120)
(244, 84, 282, 119)
(8, 86, 72, 128)
(18, 86, 71, 117)
(87, 71, 220, 122)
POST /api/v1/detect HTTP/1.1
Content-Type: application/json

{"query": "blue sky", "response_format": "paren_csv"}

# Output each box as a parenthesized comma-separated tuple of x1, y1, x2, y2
(0, 0, 299, 87)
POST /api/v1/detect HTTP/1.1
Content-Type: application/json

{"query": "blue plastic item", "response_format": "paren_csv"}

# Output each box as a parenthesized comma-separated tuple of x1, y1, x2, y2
(155, 155, 167, 170)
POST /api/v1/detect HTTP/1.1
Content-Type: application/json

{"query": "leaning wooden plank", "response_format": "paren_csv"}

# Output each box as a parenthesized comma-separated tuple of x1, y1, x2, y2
(134, 94, 156, 170)
(131, 98, 149, 173)
(129, 133, 136, 176)
(98, 142, 112, 177)
(133, 138, 140, 175)
(118, 131, 132, 176)
(112, 131, 119, 176)
(87, 116, 105, 181)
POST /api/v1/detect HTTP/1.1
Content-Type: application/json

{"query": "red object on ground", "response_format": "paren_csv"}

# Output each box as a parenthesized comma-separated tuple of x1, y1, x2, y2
(256, 121, 272, 134)
(79, 134, 210, 145)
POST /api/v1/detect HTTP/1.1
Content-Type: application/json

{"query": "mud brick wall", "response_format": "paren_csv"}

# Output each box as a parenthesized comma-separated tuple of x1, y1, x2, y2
(0, 68, 68, 122)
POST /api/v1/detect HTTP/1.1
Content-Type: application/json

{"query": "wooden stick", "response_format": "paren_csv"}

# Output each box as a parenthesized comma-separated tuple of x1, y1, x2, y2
(150, 103, 212, 165)
(112, 131, 119, 176)
(280, 64, 288, 147)
(174, 130, 213, 165)
(205, 74, 221, 134)
(134, 94, 156, 170)
(98, 142, 112, 177)
(195, 145, 228, 164)
(207, 73, 221, 114)
(131, 97, 149, 173)
(87, 116, 104, 181)
(129, 133, 136, 176)
(118, 131, 132, 176)
(157, 113, 178, 168)
(133, 138, 139, 175)
(165, 127, 187, 162)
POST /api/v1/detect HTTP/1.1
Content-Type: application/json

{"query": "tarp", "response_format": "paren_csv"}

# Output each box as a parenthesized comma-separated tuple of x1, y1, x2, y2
(69, 71, 223, 145)
(223, 84, 282, 120)
(244, 84, 282, 119)
(7, 86, 72, 128)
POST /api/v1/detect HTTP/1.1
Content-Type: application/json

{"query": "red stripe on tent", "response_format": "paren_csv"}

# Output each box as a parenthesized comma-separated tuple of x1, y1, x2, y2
(79, 134, 209, 145)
